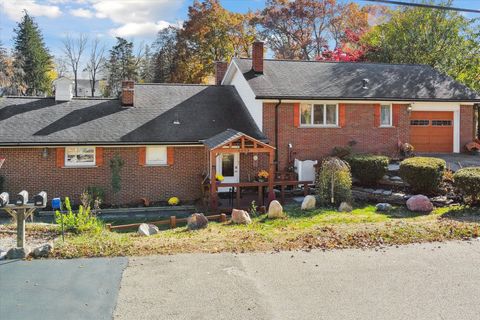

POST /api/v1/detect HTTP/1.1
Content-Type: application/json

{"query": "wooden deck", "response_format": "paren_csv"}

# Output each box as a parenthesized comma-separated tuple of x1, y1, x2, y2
(210, 180, 313, 211)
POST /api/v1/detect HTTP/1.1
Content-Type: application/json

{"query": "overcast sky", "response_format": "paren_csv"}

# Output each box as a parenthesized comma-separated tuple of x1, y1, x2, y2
(1, 0, 478, 57)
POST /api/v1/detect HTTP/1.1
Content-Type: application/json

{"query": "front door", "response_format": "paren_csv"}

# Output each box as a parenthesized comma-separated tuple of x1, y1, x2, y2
(216, 153, 239, 192)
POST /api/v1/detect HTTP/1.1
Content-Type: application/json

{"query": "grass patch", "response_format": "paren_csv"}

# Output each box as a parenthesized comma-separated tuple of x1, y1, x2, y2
(49, 204, 480, 258)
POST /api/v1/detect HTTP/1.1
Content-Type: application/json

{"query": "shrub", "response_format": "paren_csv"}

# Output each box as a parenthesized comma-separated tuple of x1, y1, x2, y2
(346, 154, 389, 185)
(168, 197, 179, 206)
(55, 197, 103, 234)
(331, 146, 352, 159)
(454, 167, 480, 204)
(316, 157, 352, 205)
(399, 157, 446, 194)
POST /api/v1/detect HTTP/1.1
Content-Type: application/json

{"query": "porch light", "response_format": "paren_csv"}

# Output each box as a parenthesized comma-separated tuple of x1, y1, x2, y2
(407, 104, 413, 113)
(41, 148, 49, 159)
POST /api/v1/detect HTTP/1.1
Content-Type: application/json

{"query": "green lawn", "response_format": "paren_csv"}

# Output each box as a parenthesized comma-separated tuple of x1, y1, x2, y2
(48, 204, 480, 258)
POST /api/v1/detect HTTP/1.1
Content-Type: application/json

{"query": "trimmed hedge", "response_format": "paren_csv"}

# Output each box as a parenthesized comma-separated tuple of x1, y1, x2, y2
(399, 157, 446, 194)
(346, 154, 389, 185)
(454, 167, 480, 204)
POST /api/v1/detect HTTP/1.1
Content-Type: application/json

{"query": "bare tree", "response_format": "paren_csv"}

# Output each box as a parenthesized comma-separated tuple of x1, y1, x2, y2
(62, 33, 88, 96)
(54, 57, 69, 78)
(85, 38, 105, 97)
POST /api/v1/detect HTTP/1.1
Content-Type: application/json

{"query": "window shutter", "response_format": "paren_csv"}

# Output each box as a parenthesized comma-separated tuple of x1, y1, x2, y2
(339, 104, 346, 127)
(138, 147, 146, 166)
(374, 104, 381, 127)
(293, 103, 300, 127)
(393, 104, 401, 127)
(167, 147, 174, 165)
(96, 147, 104, 166)
(56, 148, 65, 168)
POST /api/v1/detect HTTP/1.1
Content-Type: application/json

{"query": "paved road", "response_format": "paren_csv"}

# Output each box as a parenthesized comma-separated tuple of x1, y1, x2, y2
(115, 240, 480, 320)
(0, 257, 127, 320)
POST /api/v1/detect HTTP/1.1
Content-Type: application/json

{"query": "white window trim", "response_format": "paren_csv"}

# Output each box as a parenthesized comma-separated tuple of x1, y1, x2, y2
(380, 104, 393, 127)
(146, 146, 168, 166)
(300, 103, 339, 127)
(64, 146, 96, 168)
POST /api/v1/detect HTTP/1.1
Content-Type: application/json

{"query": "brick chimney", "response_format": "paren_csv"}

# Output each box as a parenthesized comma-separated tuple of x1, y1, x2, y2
(121, 80, 134, 106)
(252, 41, 264, 74)
(215, 61, 228, 85)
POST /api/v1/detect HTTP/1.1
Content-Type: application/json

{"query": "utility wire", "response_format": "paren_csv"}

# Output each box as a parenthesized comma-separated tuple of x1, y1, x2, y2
(364, 0, 480, 14)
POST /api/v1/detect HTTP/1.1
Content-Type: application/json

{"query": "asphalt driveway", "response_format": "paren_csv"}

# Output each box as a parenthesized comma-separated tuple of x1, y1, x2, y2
(0, 257, 127, 320)
(2, 240, 480, 320)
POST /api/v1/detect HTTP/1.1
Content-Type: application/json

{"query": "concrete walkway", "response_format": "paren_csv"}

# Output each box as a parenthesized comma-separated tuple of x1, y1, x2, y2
(114, 240, 480, 320)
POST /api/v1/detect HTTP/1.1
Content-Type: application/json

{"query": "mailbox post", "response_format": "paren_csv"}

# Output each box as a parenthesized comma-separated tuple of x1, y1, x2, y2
(0, 191, 47, 249)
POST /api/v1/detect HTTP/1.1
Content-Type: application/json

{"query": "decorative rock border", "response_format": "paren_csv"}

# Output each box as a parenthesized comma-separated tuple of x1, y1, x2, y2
(352, 187, 456, 207)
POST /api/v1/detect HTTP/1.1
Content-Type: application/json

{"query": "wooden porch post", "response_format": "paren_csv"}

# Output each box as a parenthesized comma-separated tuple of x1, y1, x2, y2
(268, 149, 276, 204)
(209, 150, 218, 211)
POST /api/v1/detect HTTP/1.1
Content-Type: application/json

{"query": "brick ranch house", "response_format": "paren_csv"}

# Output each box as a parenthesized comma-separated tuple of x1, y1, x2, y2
(0, 41, 479, 207)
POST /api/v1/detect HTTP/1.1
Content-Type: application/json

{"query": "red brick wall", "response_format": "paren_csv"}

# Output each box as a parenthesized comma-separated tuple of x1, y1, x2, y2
(263, 102, 410, 170)
(239, 153, 269, 182)
(0, 146, 207, 206)
(460, 105, 475, 149)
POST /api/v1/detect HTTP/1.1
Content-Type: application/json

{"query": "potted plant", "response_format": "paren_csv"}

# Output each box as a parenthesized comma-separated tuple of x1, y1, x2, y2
(257, 170, 269, 182)
(168, 197, 180, 206)
(215, 174, 224, 185)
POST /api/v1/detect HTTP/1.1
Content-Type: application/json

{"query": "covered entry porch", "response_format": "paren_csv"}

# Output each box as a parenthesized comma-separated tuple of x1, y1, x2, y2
(203, 129, 313, 212)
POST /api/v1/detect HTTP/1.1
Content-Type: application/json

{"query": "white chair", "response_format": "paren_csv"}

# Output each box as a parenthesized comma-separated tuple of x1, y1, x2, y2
(294, 159, 318, 185)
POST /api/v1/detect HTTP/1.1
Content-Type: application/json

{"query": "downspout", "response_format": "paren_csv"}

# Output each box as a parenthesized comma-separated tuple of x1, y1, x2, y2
(274, 99, 282, 171)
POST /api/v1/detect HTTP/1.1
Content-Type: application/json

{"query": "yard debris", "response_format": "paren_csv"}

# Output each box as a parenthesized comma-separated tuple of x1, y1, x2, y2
(32, 243, 52, 258)
(375, 203, 392, 212)
(406, 195, 433, 212)
(267, 200, 285, 218)
(231, 209, 252, 225)
(187, 213, 209, 230)
(338, 202, 352, 212)
(137, 223, 159, 236)
(301, 195, 316, 210)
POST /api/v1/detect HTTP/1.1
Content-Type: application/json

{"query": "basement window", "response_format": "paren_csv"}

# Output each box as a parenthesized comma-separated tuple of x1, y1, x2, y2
(300, 103, 338, 126)
(65, 147, 96, 167)
(146, 146, 167, 165)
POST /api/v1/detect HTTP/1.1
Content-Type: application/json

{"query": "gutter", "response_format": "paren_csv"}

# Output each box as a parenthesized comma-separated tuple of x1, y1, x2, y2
(274, 99, 282, 171)
(256, 96, 480, 103)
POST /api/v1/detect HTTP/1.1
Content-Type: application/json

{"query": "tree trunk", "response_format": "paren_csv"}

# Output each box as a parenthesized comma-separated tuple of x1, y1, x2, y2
(91, 76, 95, 97)
(74, 72, 78, 97)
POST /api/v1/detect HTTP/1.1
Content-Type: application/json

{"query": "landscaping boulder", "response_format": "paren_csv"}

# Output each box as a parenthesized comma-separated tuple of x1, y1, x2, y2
(137, 223, 159, 236)
(6, 247, 30, 259)
(32, 244, 52, 258)
(338, 202, 353, 212)
(406, 195, 433, 212)
(231, 209, 252, 225)
(187, 213, 209, 230)
(301, 195, 316, 210)
(376, 203, 392, 212)
(267, 200, 285, 218)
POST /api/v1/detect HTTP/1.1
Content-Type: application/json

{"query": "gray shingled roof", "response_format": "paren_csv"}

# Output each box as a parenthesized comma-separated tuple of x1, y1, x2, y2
(234, 58, 480, 102)
(0, 84, 265, 146)
(203, 129, 244, 149)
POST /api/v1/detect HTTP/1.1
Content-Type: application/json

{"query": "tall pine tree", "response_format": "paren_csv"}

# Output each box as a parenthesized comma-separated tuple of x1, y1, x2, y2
(105, 37, 138, 96)
(12, 11, 53, 96)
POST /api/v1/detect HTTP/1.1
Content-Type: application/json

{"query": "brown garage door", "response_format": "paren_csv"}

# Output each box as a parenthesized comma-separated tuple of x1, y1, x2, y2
(410, 111, 453, 153)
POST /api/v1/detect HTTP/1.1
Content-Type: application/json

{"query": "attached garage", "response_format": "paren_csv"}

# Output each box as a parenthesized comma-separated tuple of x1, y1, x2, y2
(410, 111, 454, 153)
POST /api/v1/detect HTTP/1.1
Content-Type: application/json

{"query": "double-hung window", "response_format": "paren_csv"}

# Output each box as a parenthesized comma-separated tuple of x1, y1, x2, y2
(300, 103, 338, 126)
(146, 146, 167, 165)
(65, 147, 96, 167)
(380, 104, 392, 127)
